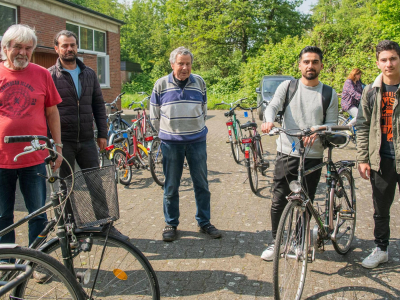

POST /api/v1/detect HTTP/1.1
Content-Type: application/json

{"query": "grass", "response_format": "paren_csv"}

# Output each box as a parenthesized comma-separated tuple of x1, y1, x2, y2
(121, 93, 149, 109)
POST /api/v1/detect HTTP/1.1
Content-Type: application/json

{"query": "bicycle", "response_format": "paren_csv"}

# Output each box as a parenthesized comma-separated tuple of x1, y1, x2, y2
(216, 98, 247, 164)
(111, 117, 151, 185)
(337, 109, 357, 149)
(269, 125, 356, 300)
(0, 246, 85, 299)
(240, 101, 270, 194)
(2, 135, 160, 299)
(128, 92, 157, 148)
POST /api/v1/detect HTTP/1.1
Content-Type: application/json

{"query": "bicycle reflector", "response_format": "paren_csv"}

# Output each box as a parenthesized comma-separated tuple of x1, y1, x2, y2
(226, 121, 233, 135)
(242, 138, 252, 159)
(144, 136, 154, 142)
(289, 180, 302, 193)
(241, 138, 252, 144)
(113, 269, 128, 281)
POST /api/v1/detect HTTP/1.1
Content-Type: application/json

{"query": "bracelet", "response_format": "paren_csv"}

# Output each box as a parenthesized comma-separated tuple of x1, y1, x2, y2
(54, 143, 63, 148)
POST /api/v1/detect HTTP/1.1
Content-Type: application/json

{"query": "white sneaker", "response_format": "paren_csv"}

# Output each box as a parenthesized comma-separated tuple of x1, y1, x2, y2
(261, 243, 275, 261)
(362, 247, 388, 269)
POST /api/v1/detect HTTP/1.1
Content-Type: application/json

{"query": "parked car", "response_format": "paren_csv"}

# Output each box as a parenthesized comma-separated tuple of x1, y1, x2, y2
(255, 75, 295, 120)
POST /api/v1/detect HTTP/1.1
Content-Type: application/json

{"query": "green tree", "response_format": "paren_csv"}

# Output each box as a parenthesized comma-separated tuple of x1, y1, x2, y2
(376, 0, 400, 43)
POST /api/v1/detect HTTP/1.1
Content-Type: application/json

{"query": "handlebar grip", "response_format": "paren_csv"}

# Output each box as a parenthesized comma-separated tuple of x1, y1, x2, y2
(330, 125, 351, 131)
(4, 136, 36, 144)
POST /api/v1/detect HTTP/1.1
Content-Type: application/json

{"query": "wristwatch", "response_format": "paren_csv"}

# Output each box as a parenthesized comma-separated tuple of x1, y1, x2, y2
(54, 143, 63, 148)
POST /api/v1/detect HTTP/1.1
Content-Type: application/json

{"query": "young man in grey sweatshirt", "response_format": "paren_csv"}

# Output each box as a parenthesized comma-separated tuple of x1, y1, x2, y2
(260, 46, 339, 261)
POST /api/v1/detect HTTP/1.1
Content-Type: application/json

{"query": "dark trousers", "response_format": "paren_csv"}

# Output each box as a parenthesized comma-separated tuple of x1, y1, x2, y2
(271, 153, 323, 239)
(59, 139, 107, 223)
(370, 156, 400, 250)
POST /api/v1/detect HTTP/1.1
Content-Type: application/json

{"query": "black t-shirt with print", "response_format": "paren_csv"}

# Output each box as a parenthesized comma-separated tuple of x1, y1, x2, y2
(380, 82, 398, 159)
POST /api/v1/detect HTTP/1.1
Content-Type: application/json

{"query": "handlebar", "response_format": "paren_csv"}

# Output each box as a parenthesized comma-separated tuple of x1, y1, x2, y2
(118, 116, 145, 134)
(4, 135, 58, 162)
(216, 97, 247, 107)
(261, 125, 351, 138)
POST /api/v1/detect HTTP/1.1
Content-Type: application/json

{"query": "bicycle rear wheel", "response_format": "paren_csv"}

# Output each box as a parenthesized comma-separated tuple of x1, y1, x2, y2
(273, 199, 309, 300)
(247, 144, 258, 194)
(0, 246, 84, 299)
(41, 232, 160, 300)
(332, 169, 356, 254)
(149, 138, 165, 186)
(112, 149, 132, 185)
(337, 116, 351, 149)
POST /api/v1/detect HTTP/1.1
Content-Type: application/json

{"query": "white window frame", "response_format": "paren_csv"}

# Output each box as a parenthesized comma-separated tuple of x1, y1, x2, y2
(66, 22, 109, 87)
(0, 2, 17, 40)
(97, 54, 110, 88)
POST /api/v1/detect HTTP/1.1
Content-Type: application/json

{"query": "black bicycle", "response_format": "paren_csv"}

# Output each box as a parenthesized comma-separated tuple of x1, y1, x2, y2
(268, 125, 356, 300)
(1, 135, 160, 299)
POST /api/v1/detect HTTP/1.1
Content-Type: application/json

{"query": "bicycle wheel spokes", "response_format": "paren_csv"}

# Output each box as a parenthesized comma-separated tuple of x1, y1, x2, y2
(43, 233, 160, 299)
(0, 247, 83, 299)
(230, 130, 240, 164)
(113, 149, 132, 185)
(332, 169, 356, 255)
(273, 200, 309, 300)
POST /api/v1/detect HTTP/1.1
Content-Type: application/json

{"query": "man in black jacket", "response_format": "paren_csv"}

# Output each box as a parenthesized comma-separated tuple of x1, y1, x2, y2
(49, 30, 128, 240)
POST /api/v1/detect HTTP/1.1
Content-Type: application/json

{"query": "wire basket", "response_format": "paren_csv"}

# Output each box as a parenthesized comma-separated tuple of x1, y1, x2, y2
(64, 165, 119, 228)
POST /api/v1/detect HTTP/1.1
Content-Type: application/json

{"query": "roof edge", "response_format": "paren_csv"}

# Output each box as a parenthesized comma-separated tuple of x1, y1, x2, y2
(54, 0, 125, 25)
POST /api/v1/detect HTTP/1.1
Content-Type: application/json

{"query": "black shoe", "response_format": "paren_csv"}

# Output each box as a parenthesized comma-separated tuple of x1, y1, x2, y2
(199, 223, 222, 239)
(162, 225, 177, 242)
(108, 226, 130, 241)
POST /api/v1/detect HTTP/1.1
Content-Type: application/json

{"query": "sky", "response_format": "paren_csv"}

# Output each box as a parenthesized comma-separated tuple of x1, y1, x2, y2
(297, 0, 319, 14)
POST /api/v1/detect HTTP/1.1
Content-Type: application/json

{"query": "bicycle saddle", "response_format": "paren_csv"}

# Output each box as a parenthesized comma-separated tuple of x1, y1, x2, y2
(325, 134, 347, 146)
(240, 121, 257, 129)
(133, 107, 143, 111)
(224, 111, 234, 117)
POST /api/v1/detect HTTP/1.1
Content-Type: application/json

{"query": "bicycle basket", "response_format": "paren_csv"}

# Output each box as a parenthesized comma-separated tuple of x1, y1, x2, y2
(64, 165, 119, 228)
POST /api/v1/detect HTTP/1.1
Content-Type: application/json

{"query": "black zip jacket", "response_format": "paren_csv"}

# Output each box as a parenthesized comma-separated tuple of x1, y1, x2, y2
(48, 58, 107, 142)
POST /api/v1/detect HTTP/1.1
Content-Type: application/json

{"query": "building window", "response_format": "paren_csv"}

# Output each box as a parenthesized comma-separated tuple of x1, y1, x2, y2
(66, 23, 109, 87)
(0, 3, 17, 38)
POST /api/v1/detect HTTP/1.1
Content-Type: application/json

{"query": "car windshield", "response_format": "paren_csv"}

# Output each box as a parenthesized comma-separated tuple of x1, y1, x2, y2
(263, 79, 285, 96)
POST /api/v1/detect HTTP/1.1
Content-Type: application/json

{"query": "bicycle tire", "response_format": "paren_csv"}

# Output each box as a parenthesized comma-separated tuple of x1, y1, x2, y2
(112, 149, 132, 185)
(332, 169, 356, 255)
(235, 120, 245, 153)
(255, 135, 266, 176)
(0, 246, 84, 300)
(337, 116, 351, 149)
(149, 138, 165, 186)
(247, 144, 258, 194)
(40, 232, 160, 300)
(273, 199, 309, 300)
(230, 130, 240, 164)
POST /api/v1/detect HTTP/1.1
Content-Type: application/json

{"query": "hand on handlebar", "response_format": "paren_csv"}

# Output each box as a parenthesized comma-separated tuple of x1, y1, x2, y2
(261, 122, 275, 133)
(303, 133, 318, 147)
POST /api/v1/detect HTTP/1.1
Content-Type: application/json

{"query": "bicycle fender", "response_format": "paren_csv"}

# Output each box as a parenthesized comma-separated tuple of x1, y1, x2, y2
(137, 143, 148, 156)
(0, 244, 18, 249)
(109, 147, 123, 160)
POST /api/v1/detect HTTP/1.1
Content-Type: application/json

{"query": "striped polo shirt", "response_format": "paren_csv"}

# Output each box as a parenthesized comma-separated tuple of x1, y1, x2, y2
(150, 72, 208, 144)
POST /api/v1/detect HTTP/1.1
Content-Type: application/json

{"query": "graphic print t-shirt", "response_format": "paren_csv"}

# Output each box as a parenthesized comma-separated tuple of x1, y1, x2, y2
(0, 62, 62, 168)
(380, 82, 398, 159)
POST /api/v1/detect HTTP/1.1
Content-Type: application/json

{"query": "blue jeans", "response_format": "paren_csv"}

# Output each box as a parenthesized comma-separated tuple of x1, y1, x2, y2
(0, 163, 47, 245)
(161, 141, 211, 227)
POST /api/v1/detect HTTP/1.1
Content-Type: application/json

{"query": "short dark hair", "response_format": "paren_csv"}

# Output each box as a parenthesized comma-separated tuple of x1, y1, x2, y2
(376, 40, 400, 60)
(54, 30, 78, 46)
(299, 46, 323, 62)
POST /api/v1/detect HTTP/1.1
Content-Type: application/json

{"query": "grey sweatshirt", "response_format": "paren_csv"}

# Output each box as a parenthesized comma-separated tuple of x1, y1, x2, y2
(264, 80, 338, 158)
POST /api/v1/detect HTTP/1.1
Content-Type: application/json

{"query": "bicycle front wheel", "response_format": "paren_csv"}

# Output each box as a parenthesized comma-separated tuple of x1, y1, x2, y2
(332, 169, 356, 254)
(41, 232, 160, 300)
(0, 246, 84, 299)
(273, 199, 309, 300)
(230, 128, 240, 164)
(247, 145, 258, 194)
(337, 116, 351, 149)
(149, 138, 165, 186)
(235, 120, 245, 153)
(112, 149, 132, 185)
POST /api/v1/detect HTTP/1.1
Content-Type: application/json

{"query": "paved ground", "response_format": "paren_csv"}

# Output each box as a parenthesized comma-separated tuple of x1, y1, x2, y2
(14, 109, 400, 299)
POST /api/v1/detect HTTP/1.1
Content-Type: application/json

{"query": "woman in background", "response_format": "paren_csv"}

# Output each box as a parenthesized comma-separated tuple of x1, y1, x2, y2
(341, 68, 364, 126)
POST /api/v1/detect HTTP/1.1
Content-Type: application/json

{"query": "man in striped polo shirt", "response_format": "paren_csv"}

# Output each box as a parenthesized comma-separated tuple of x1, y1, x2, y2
(150, 47, 221, 242)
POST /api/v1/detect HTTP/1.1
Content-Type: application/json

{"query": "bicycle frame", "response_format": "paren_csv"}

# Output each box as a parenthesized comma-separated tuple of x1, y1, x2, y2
(286, 135, 355, 244)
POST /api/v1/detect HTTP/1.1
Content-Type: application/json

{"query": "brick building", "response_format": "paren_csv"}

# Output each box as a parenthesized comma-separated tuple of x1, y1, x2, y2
(0, 0, 124, 104)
